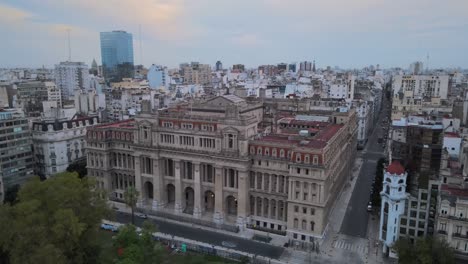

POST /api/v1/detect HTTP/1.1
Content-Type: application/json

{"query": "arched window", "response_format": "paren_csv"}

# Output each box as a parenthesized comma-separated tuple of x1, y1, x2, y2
(398, 187, 402, 192)
(294, 218, 298, 229)
(250, 146, 255, 154)
(304, 155, 310, 164)
(296, 154, 302, 163)
(280, 149, 285, 158)
(228, 134, 234, 148)
(310, 221, 315, 231)
(398, 179, 404, 184)
(265, 148, 270, 156)
(257, 147, 263, 155)
(272, 148, 277, 157)
(386, 178, 392, 183)
(302, 220, 307, 230)
(386, 186, 390, 195)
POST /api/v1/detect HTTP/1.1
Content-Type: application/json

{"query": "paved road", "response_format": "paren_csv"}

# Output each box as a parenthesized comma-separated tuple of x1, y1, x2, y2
(340, 97, 390, 238)
(114, 211, 284, 259)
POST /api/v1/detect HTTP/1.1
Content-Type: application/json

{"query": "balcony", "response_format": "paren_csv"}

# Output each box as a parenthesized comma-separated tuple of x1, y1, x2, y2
(453, 233, 468, 240)
(437, 230, 447, 235)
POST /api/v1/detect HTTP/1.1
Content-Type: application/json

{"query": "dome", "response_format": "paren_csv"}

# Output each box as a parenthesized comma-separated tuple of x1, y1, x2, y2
(386, 160, 405, 175)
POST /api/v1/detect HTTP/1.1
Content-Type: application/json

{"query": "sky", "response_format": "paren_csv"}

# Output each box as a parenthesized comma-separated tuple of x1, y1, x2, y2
(1, 0, 468, 69)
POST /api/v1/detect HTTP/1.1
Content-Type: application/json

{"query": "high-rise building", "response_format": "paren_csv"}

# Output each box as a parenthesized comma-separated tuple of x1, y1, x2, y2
(409, 61, 424, 75)
(148, 64, 169, 89)
(0, 109, 34, 188)
(391, 74, 450, 119)
(288, 63, 296, 73)
(17, 81, 62, 117)
(55, 61, 90, 103)
(90, 58, 99, 76)
(299, 61, 312, 72)
(215, 61, 223, 71)
(100, 30, 134, 82)
(180, 62, 211, 85)
(277, 63, 287, 72)
(232, 64, 245, 72)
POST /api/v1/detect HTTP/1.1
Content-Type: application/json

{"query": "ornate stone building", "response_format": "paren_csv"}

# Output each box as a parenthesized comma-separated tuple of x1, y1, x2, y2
(86, 95, 357, 243)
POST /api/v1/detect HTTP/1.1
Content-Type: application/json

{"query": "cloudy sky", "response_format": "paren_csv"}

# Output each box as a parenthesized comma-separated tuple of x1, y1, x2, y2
(1, 0, 468, 69)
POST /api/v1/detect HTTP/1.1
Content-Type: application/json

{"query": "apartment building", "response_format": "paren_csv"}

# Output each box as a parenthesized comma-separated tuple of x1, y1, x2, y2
(0, 109, 34, 188)
(391, 75, 450, 119)
(181, 62, 211, 85)
(16, 81, 61, 117)
(32, 107, 98, 177)
(86, 95, 357, 245)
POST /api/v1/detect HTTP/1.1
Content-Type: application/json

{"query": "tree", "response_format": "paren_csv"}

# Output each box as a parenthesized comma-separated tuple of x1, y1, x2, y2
(371, 158, 387, 207)
(393, 236, 454, 264)
(66, 159, 88, 178)
(113, 222, 165, 264)
(0, 172, 111, 264)
(3, 184, 20, 205)
(124, 187, 139, 225)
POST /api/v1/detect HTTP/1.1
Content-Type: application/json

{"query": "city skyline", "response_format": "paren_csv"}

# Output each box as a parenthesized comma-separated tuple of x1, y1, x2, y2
(1, 0, 468, 69)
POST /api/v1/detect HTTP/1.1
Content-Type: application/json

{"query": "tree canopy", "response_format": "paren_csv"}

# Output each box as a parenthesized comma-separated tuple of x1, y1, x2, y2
(0, 172, 111, 264)
(66, 159, 88, 178)
(393, 236, 455, 264)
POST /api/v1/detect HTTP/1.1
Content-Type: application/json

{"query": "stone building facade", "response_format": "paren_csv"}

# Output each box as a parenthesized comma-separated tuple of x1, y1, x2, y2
(86, 95, 357, 243)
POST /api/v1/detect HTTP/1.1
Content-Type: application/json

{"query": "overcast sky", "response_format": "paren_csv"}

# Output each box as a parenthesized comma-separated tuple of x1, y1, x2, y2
(1, 0, 468, 69)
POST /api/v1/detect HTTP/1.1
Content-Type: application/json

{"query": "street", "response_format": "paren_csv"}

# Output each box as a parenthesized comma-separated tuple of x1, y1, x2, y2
(340, 98, 389, 238)
(114, 211, 285, 259)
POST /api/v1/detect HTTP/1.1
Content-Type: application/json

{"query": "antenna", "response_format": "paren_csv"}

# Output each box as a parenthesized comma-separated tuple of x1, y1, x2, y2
(66, 28, 71, 61)
(139, 24, 143, 66)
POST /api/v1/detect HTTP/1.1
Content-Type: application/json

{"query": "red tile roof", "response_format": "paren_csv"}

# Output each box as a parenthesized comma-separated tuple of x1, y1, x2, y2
(441, 184, 468, 198)
(95, 119, 135, 129)
(444, 132, 460, 138)
(386, 160, 405, 175)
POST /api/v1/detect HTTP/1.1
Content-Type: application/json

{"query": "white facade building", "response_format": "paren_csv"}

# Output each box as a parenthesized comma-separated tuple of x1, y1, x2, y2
(55, 61, 90, 102)
(379, 160, 408, 258)
(32, 107, 99, 177)
(148, 64, 169, 89)
(443, 132, 462, 158)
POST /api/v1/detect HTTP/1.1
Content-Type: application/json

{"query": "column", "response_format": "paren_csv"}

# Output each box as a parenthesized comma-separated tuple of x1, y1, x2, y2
(276, 175, 280, 193)
(236, 170, 249, 229)
(213, 166, 224, 224)
(174, 159, 183, 213)
(254, 173, 258, 190)
(269, 174, 273, 192)
(134, 155, 143, 208)
(152, 158, 165, 210)
(193, 162, 202, 218)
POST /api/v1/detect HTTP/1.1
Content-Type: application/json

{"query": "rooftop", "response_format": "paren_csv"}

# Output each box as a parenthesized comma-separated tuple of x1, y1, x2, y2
(441, 185, 468, 199)
(386, 160, 405, 175)
(94, 119, 134, 129)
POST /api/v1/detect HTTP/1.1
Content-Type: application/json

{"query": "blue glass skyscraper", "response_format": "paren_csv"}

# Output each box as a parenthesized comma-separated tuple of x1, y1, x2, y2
(100, 30, 134, 81)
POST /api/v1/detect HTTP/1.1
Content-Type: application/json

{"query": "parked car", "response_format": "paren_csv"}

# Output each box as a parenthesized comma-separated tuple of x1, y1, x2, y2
(136, 213, 148, 219)
(367, 202, 373, 212)
(101, 223, 118, 232)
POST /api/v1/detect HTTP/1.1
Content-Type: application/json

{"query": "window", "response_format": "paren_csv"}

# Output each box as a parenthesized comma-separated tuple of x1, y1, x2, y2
(310, 221, 315, 231)
(265, 148, 270, 156)
(310, 208, 315, 215)
(228, 134, 234, 149)
(257, 147, 262, 155)
(303, 207, 307, 214)
(304, 155, 310, 164)
(296, 154, 301, 162)
(294, 206, 299, 212)
(250, 147, 255, 154)
(302, 220, 307, 230)
(272, 148, 277, 157)
(280, 149, 285, 158)
(294, 219, 298, 228)
(313, 155, 318, 164)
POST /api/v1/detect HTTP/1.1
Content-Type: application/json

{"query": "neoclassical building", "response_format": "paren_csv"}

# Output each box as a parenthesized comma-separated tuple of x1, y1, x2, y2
(86, 95, 357, 244)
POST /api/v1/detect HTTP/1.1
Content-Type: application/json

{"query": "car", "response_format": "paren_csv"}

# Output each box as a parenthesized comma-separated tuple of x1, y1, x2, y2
(367, 202, 373, 212)
(136, 213, 148, 219)
(101, 223, 118, 232)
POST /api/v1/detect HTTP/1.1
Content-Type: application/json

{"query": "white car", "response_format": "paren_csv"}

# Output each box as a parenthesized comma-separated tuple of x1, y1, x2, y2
(136, 213, 148, 219)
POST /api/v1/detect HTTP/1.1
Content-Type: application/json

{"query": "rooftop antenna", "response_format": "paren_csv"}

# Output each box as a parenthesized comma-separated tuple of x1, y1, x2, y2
(66, 28, 71, 61)
(139, 24, 143, 66)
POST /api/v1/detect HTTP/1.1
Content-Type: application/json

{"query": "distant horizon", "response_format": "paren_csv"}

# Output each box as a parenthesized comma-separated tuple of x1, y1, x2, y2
(1, 0, 468, 69)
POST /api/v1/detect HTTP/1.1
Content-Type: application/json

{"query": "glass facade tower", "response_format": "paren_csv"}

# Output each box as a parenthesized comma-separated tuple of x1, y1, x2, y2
(100, 31, 134, 82)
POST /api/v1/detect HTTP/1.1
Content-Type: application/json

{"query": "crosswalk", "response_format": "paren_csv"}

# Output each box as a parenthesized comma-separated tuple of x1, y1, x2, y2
(333, 240, 369, 255)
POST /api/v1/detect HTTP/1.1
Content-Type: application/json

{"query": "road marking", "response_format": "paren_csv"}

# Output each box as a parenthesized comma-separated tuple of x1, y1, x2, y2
(333, 240, 369, 254)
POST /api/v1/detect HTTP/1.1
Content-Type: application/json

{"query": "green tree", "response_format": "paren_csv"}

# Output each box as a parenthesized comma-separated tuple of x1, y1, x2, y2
(0, 172, 111, 264)
(393, 236, 454, 264)
(66, 159, 88, 178)
(114, 222, 165, 264)
(371, 158, 387, 207)
(124, 187, 139, 225)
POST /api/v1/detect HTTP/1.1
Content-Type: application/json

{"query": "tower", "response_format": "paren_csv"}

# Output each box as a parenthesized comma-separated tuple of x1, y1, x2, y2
(379, 160, 407, 257)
